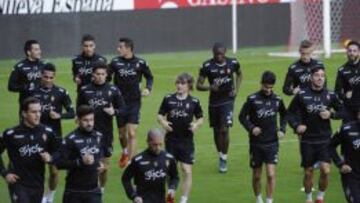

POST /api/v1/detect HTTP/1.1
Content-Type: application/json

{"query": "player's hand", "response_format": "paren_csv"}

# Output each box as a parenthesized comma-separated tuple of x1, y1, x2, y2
(82, 153, 94, 165)
(40, 152, 52, 163)
(319, 110, 331, 120)
(277, 131, 285, 139)
(103, 104, 115, 116)
(133, 196, 143, 203)
(5, 173, 20, 184)
(49, 110, 61, 120)
(296, 125, 307, 135)
(141, 88, 151, 97)
(210, 84, 219, 92)
(161, 121, 173, 132)
(292, 86, 301, 95)
(189, 122, 200, 132)
(97, 162, 107, 174)
(75, 76, 82, 85)
(346, 91, 353, 99)
(252, 127, 262, 136)
(340, 164, 352, 174)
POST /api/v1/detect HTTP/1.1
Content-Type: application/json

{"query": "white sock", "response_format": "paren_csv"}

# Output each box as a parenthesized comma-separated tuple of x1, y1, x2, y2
(306, 192, 313, 201)
(123, 148, 128, 155)
(41, 197, 47, 203)
(256, 194, 264, 203)
(219, 152, 227, 160)
(180, 196, 188, 203)
(101, 187, 105, 194)
(46, 190, 56, 202)
(317, 191, 325, 200)
(266, 198, 273, 203)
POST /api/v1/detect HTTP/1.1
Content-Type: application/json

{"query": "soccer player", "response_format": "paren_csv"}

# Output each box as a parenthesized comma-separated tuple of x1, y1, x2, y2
(77, 61, 125, 192)
(196, 42, 242, 173)
(0, 97, 57, 203)
(158, 73, 204, 203)
(330, 108, 360, 203)
(239, 71, 286, 203)
(72, 34, 107, 90)
(28, 63, 75, 203)
(288, 67, 342, 203)
(53, 105, 106, 203)
(122, 128, 179, 203)
(8, 40, 44, 110)
(335, 40, 360, 123)
(109, 37, 154, 168)
(283, 40, 325, 96)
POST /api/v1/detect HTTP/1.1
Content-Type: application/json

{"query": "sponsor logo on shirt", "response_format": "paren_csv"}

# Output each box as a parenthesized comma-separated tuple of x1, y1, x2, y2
(256, 108, 276, 118)
(170, 109, 189, 118)
(19, 144, 43, 157)
(118, 69, 137, 77)
(89, 98, 108, 108)
(349, 76, 360, 86)
(78, 67, 93, 75)
(299, 73, 311, 83)
(80, 146, 100, 155)
(306, 104, 326, 113)
(144, 169, 166, 181)
(26, 71, 41, 81)
(213, 77, 231, 86)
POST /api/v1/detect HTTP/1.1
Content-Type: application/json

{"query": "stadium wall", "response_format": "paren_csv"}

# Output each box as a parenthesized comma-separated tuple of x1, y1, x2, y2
(0, 4, 290, 59)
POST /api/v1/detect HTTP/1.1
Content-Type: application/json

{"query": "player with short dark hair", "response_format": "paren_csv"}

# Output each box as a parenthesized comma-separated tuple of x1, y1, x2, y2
(122, 128, 179, 203)
(239, 71, 286, 203)
(0, 97, 57, 203)
(158, 73, 204, 203)
(283, 40, 325, 96)
(288, 67, 342, 203)
(8, 40, 44, 111)
(27, 63, 75, 203)
(109, 37, 154, 168)
(335, 40, 360, 123)
(52, 105, 106, 203)
(72, 34, 107, 90)
(77, 61, 125, 192)
(196, 42, 242, 173)
(330, 108, 360, 203)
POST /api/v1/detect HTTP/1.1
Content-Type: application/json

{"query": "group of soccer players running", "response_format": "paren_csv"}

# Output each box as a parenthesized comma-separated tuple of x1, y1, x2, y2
(0, 34, 359, 203)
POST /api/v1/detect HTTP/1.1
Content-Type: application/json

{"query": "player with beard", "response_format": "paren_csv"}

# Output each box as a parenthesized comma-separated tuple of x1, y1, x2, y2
(335, 40, 360, 123)
(283, 40, 325, 96)
(239, 71, 286, 203)
(196, 42, 242, 173)
(158, 73, 204, 203)
(53, 105, 106, 203)
(288, 67, 342, 203)
(122, 128, 179, 203)
(109, 37, 154, 168)
(77, 62, 125, 193)
(8, 40, 44, 111)
(28, 63, 75, 203)
(72, 34, 107, 91)
(0, 97, 57, 203)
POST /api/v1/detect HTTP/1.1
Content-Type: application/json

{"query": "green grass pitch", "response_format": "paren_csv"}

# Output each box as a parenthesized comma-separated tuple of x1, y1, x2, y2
(0, 47, 347, 202)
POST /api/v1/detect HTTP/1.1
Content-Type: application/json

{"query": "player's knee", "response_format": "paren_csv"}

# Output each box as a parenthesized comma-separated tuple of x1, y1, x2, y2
(267, 173, 275, 182)
(320, 165, 330, 176)
(253, 173, 261, 182)
(219, 126, 229, 135)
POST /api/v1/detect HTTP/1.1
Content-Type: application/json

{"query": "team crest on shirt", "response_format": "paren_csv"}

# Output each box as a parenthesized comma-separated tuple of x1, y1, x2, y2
(166, 160, 170, 167)
(226, 68, 231, 74)
(136, 63, 140, 68)
(326, 94, 330, 101)
(42, 134, 47, 142)
(153, 161, 158, 167)
(51, 96, 55, 102)
(108, 90, 112, 96)
(186, 103, 190, 109)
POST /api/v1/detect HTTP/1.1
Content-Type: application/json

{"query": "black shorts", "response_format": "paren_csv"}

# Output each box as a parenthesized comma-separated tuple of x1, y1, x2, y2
(209, 102, 234, 128)
(249, 143, 279, 168)
(101, 131, 114, 158)
(341, 172, 360, 203)
(165, 139, 195, 165)
(63, 190, 102, 203)
(342, 105, 358, 124)
(117, 102, 141, 127)
(8, 184, 43, 203)
(300, 141, 331, 168)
